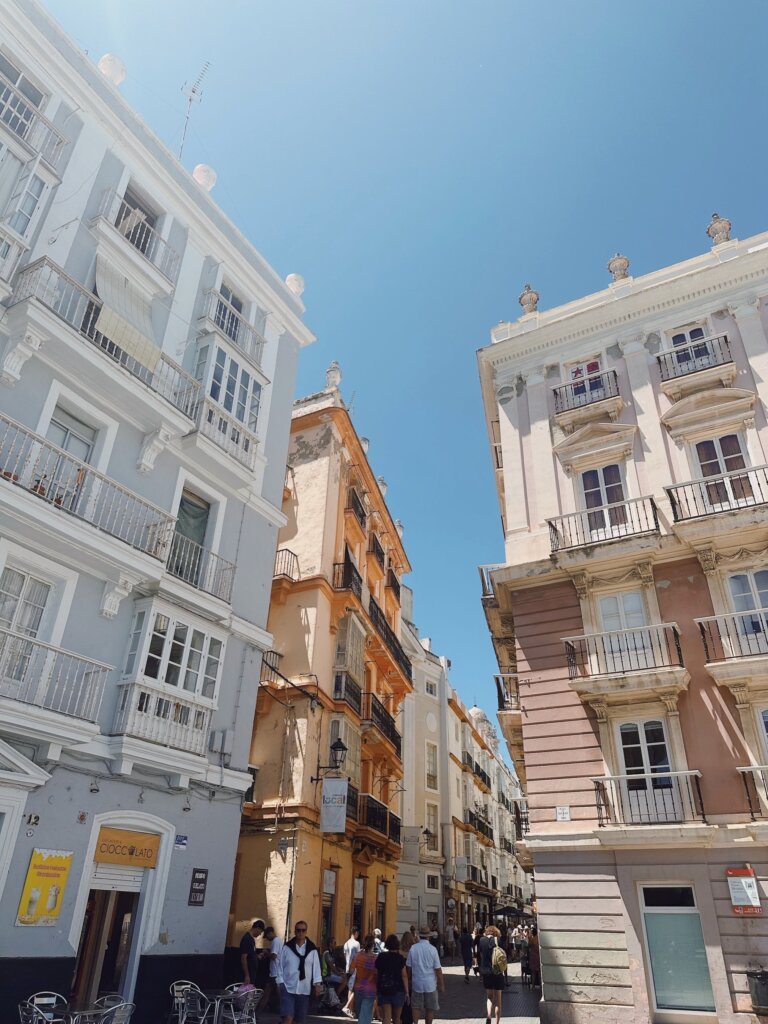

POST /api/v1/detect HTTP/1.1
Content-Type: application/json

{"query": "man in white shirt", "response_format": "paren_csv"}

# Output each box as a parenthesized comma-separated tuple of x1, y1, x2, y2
(342, 926, 360, 1016)
(258, 925, 283, 1012)
(277, 921, 323, 1024)
(406, 926, 444, 1024)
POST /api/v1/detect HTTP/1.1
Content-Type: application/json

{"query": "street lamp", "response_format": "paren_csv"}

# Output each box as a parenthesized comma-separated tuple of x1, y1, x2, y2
(311, 738, 348, 782)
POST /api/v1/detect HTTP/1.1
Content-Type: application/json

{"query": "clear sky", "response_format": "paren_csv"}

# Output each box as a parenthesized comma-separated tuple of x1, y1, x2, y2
(43, 0, 768, 731)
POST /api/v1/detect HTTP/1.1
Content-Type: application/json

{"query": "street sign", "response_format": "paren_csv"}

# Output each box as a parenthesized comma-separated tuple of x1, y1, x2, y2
(188, 868, 208, 907)
(727, 867, 763, 916)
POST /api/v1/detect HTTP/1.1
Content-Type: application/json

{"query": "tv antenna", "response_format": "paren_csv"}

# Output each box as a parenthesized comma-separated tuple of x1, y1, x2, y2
(179, 61, 210, 160)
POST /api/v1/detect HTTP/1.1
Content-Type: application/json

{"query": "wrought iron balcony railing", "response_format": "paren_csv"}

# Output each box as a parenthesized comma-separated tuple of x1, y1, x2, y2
(346, 783, 360, 822)
(514, 808, 529, 841)
(495, 674, 519, 712)
(388, 811, 402, 844)
(0, 626, 110, 721)
(696, 611, 768, 662)
(11, 259, 200, 418)
(462, 749, 474, 768)
(362, 691, 402, 757)
(200, 289, 266, 370)
(473, 762, 491, 789)
(666, 465, 768, 521)
(548, 496, 659, 552)
(369, 533, 385, 569)
(112, 680, 211, 755)
(333, 671, 362, 715)
(553, 369, 620, 414)
(0, 412, 175, 559)
(386, 568, 401, 603)
(97, 189, 181, 282)
(368, 597, 412, 681)
(274, 548, 300, 581)
(565, 623, 684, 680)
(346, 487, 367, 530)
(359, 792, 389, 835)
(0, 71, 67, 168)
(593, 770, 706, 826)
(193, 397, 259, 471)
(657, 333, 732, 382)
(332, 559, 362, 600)
(167, 531, 235, 603)
(737, 766, 768, 820)
(478, 564, 502, 600)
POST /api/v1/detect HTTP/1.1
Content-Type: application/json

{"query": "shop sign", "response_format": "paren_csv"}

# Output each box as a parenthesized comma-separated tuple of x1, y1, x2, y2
(397, 887, 411, 907)
(174, 834, 188, 851)
(94, 827, 160, 868)
(320, 778, 348, 833)
(727, 867, 763, 916)
(188, 868, 208, 906)
(378, 883, 386, 903)
(16, 849, 73, 927)
(323, 870, 337, 895)
(454, 857, 468, 882)
(354, 877, 365, 899)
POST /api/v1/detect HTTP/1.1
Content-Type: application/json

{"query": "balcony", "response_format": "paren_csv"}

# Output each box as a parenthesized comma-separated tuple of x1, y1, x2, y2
(274, 548, 299, 581)
(495, 674, 519, 712)
(112, 679, 211, 756)
(198, 289, 266, 371)
(11, 259, 200, 419)
(388, 811, 402, 845)
(666, 466, 768, 540)
(0, 72, 67, 169)
(564, 622, 687, 699)
(500, 837, 514, 854)
(465, 809, 494, 842)
(362, 691, 402, 757)
(368, 597, 412, 681)
(345, 487, 367, 537)
(461, 749, 474, 770)
(547, 496, 659, 554)
(386, 568, 401, 604)
(473, 762, 491, 790)
(333, 671, 362, 715)
(332, 559, 362, 601)
(0, 412, 175, 559)
(514, 808, 530, 841)
(479, 564, 501, 605)
(695, 611, 768, 688)
(346, 783, 360, 822)
(260, 650, 282, 685)
(94, 189, 181, 285)
(358, 792, 389, 835)
(0, 626, 110, 724)
(657, 333, 736, 399)
(369, 533, 386, 571)
(0, 224, 24, 289)
(737, 766, 768, 820)
(167, 532, 235, 603)
(552, 370, 622, 431)
(593, 770, 706, 827)
(192, 397, 260, 471)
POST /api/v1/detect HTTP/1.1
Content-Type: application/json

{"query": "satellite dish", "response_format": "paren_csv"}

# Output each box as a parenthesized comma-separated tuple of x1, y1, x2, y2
(97, 54, 126, 86)
(285, 273, 305, 296)
(192, 164, 217, 191)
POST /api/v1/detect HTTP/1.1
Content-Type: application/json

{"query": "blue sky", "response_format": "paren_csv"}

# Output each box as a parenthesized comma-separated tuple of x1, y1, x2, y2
(44, 0, 768, 730)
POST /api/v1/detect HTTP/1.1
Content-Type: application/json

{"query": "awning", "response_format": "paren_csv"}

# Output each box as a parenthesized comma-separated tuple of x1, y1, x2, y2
(95, 256, 160, 371)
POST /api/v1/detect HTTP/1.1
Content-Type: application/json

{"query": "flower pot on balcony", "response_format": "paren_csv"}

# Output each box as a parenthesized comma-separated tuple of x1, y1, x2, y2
(747, 970, 768, 1013)
(1, 469, 19, 482)
(32, 479, 47, 497)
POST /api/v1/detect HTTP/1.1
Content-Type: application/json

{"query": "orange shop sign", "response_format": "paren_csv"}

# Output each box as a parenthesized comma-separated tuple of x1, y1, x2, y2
(94, 827, 160, 868)
(727, 867, 763, 916)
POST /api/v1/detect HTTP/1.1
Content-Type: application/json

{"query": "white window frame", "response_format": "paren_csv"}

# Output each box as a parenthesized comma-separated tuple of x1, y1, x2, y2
(425, 741, 438, 791)
(36, 381, 119, 475)
(425, 677, 437, 697)
(425, 873, 440, 891)
(425, 801, 439, 852)
(169, 467, 227, 556)
(206, 344, 264, 430)
(562, 353, 605, 398)
(0, 538, 77, 648)
(614, 716, 679, 825)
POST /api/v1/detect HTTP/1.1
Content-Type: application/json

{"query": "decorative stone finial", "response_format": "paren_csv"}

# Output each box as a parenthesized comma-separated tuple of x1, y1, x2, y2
(97, 53, 126, 86)
(607, 253, 630, 281)
(360, 437, 370, 454)
(192, 164, 217, 191)
(325, 360, 342, 390)
(377, 476, 387, 496)
(707, 212, 731, 247)
(285, 273, 305, 296)
(518, 283, 539, 314)
(394, 519, 404, 538)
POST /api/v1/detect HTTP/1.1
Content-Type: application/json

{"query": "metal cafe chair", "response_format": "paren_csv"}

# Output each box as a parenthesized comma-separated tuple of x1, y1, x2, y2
(93, 998, 123, 1009)
(19, 1007, 53, 1024)
(168, 982, 202, 1024)
(26, 994, 68, 1024)
(180, 989, 213, 1024)
(95, 1003, 135, 1024)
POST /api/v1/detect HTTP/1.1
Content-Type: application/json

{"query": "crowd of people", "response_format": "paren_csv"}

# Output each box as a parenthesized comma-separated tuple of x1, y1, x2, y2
(454, 922, 540, 991)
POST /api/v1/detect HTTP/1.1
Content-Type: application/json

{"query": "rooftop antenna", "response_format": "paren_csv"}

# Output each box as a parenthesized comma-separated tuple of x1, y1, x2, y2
(179, 61, 210, 160)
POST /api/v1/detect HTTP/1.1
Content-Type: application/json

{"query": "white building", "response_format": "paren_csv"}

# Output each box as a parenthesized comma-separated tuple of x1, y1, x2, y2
(0, 1, 313, 1017)
(397, 587, 531, 937)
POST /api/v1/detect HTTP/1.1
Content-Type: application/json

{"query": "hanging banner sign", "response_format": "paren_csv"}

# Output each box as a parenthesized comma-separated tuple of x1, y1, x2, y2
(16, 849, 73, 927)
(320, 777, 348, 833)
(727, 867, 763, 915)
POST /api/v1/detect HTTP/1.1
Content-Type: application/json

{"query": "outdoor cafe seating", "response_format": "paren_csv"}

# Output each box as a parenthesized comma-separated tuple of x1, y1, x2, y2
(21, 994, 135, 1024)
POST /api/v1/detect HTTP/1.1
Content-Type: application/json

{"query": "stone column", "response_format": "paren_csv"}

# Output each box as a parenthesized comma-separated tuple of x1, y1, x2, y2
(523, 367, 559, 530)
(495, 376, 527, 533)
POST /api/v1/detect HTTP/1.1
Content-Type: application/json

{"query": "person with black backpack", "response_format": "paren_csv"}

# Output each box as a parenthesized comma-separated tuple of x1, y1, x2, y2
(477, 925, 506, 1024)
(375, 933, 410, 1024)
(276, 920, 323, 1024)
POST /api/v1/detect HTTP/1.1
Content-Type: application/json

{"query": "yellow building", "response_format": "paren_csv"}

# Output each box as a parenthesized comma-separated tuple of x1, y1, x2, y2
(230, 363, 412, 947)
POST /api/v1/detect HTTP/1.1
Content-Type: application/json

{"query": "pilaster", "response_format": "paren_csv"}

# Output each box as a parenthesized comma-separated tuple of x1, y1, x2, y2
(618, 332, 670, 512)
(729, 297, 768, 421)
(495, 376, 527, 532)
(523, 367, 559, 528)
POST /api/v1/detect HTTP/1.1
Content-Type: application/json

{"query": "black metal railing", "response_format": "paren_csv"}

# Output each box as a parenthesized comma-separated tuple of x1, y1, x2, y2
(657, 333, 732, 382)
(368, 597, 412, 680)
(593, 771, 706, 826)
(346, 488, 367, 529)
(359, 793, 388, 834)
(553, 369, 620, 414)
(548, 496, 659, 552)
(333, 671, 363, 714)
(369, 533, 386, 570)
(737, 767, 768, 820)
(274, 548, 299, 580)
(462, 750, 474, 769)
(495, 674, 520, 712)
(346, 783, 360, 822)
(500, 837, 513, 853)
(260, 650, 282, 684)
(332, 559, 362, 600)
(696, 612, 768, 662)
(514, 808, 529, 840)
(388, 811, 402, 844)
(474, 762, 491, 789)
(565, 623, 683, 679)
(666, 466, 768, 521)
(386, 568, 401, 603)
(465, 809, 494, 841)
(478, 564, 501, 600)
(363, 692, 402, 757)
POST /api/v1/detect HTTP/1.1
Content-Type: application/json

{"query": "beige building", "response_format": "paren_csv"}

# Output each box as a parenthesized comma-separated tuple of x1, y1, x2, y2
(230, 363, 411, 948)
(478, 218, 768, 1023)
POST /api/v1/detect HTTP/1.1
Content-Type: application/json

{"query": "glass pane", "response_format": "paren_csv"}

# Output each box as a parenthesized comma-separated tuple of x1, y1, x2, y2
(644, 911, 714, 1011)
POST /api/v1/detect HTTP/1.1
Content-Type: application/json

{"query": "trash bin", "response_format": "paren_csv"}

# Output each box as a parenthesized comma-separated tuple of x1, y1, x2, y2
(747, 970, 768, 1013)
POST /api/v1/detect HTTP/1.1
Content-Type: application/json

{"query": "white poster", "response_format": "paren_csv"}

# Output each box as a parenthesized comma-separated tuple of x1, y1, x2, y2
(320, 777, 348, 833)
(454, 856, 468, 882)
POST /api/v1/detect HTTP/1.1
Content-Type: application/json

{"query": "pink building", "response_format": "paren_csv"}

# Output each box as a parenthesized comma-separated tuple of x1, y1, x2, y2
(478, 218, 768, 1024)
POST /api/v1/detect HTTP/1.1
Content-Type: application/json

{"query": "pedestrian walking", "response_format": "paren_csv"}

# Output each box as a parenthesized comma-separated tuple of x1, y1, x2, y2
(406, 925, 444, 1024)
(276, 920, 323, 1024)
(459, 927, 473, 984)
(528, 925, 541, 989)
(511, 925, 522, 963)
(401, 930, 415, 956)
(374, 928, 386, 953)
(471, 925, 482, 977)
(375, 933, 409, 1024)
(258, 925, 283, 1011)
(343, 926, 361, 1017)
(477, 925, 505, 1024)
(239, 918, 266, 986)
(351, 934, 379, 1024)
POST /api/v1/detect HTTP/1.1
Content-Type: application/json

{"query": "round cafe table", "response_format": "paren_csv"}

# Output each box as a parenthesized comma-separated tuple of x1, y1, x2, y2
(202, 990, 235, 1024)
(64, 1007, 105, 1024)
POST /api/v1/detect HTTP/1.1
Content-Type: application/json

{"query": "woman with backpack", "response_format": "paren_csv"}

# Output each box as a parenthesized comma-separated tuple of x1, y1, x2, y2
(375, 933, 409, 1024)
(476, 925, 506, 1024)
